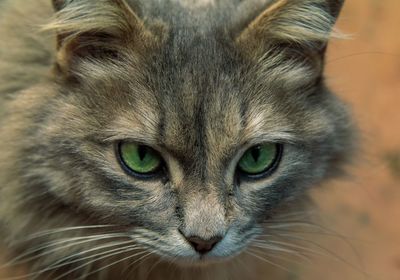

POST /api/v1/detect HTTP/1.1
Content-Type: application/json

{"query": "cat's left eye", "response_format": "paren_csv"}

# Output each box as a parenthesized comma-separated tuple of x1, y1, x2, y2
(117, 142, 163, 178)
(237, 143, 282, 178)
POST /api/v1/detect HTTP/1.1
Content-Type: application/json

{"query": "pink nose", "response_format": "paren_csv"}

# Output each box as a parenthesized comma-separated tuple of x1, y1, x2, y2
(185, 235, 222, 254)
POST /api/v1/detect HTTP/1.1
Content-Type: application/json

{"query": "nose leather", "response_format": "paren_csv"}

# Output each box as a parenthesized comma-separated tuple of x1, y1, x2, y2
(185, 235, 222, 254)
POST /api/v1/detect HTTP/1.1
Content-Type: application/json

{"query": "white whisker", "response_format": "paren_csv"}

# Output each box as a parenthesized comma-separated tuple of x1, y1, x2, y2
(267, 239, 368, 276)
(75, 251, 152, 280)
(5, 244, 142, 280)
(251, 240, 311, 263)
(16, 225, 118, 243)
(51, 245, 146, 280)
(4, 233, 129, 267)
(37, 240, 137, 275)
(250, 246, 309, 267)
(245, 249, 292, 273)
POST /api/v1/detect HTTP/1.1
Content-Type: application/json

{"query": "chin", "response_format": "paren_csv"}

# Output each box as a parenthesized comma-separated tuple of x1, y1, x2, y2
(171, 256, 230, 268)
(161, 249, 244, 268)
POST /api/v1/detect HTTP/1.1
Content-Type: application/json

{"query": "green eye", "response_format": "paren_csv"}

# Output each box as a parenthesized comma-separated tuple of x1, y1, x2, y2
(119, 142, 162, 176)
(238, 144, 281, 176)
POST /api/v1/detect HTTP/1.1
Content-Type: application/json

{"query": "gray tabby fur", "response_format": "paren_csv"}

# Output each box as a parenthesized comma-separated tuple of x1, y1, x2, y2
(0, 0, 354, 279)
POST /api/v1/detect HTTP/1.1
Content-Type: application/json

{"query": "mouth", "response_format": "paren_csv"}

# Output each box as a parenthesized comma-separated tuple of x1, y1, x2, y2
(128, 227, 260, 267)
(168, 253, 236, 267)
(151, 241, 249, 267)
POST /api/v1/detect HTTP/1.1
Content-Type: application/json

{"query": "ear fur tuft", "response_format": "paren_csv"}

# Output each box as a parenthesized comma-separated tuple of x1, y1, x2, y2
(44, 0, 149, 76)
(237, 0, 345, 56)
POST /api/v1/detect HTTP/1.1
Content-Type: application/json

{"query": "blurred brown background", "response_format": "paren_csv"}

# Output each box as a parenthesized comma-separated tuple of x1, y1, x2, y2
(1, 0, 400, 279)
(304, 0, 400, 279)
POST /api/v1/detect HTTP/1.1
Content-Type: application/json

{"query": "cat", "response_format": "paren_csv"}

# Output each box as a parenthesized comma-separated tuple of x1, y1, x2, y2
(0, 0, 354, 279)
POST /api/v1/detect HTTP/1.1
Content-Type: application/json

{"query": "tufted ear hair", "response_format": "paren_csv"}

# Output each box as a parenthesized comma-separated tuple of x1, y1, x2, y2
(236, 0, 345, 58)
(235, 0, 345, 88)
(45, 0, 151, 77)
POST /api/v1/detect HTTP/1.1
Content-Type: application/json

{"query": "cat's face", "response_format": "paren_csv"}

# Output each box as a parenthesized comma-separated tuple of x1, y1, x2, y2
(29, 0, 351, 264)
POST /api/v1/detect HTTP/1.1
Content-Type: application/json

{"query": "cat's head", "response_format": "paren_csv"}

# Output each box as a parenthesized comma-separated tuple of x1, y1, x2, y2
(27, 0, 351, 264)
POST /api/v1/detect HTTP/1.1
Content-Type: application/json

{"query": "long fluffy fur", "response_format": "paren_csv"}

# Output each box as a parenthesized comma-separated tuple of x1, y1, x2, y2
(0, 1, 354, 279)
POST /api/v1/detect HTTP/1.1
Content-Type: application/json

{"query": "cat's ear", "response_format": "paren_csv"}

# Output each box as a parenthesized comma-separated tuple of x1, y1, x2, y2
(236, 0, 344, 69)
(46, 0, 152, 77)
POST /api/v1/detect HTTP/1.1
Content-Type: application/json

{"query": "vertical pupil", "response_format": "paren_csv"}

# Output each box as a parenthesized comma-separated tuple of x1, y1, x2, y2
(138, 145, 147, 161)
(251, 147, 261, 162)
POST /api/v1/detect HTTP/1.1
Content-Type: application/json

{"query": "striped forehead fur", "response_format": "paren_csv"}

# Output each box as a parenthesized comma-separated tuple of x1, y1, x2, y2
(42, 0, 344, 95)
(43, 0, 344, 43)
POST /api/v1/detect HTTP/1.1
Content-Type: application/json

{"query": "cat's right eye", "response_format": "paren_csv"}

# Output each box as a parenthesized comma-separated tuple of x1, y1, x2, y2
(117, 142, 164, 178)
